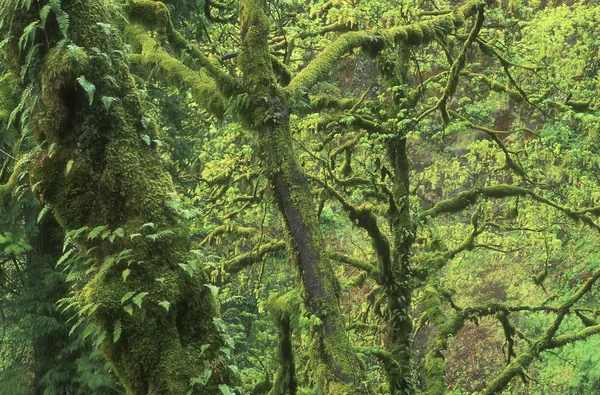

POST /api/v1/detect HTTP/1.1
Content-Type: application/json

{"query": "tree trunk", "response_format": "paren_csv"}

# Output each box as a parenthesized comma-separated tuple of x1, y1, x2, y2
(1, 0, 234, 392)
(238, 0, 366, 392)
(386, 136, 416, 394)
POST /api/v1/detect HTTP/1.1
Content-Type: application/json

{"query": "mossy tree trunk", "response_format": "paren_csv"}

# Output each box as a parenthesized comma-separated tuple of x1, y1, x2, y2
(1, 0, 235, 393)
(238, 0, 366, 392)
(386, 136, 416, 394)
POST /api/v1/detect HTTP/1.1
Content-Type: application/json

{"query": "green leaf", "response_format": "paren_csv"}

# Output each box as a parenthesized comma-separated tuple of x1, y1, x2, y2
(206, 284, 219, 297)
(37, 204, 50, 224)
(122, 269, 131, 282)
(140, 222, 155, 230)
(120, 291, 135, 304)
(65, 159, 74, 175)
(114, 228, 125, 238)
(112, 320, 122, 343)
(159, 301, 171, 312)
(76, 75, 96, 105)
(101, 96, 117, 111)
(123, 305, 133, 316)
(88, 225, 107, 240)
(132, 292, 148, 308)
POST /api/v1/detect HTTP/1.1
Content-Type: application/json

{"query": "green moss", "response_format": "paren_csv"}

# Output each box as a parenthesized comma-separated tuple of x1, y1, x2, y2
(405, 25, 424, 45)
(480, 185, 528, 198)
(125, 25, 225, 117)
(123, 0, 169, 33)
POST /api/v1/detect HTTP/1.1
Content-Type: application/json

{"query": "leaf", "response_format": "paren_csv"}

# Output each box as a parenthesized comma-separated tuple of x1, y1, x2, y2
(159, 301, 171, 312)
(114, 228, 125, 238)
(123, 305, 134, 316)
(88, 225, 107, 240)
(218, 384, 233, 395)
(76, 75, 96, 105)
(65, 159, 74, 175)
(112, 320, 122, 343)
(96, 22, 112, 35)
(101, 96, 117, 111)
(206, 284, 219, 297)
(37, 204, 50, 224)
(132, 292, 148, 308)
(122, 269, 131, 282)
(120, 291, 135, 304)
(56, 248, 75, 267)
(49, 0, 70, 38)
(40, 5, 52, 28)
(140, 222, 155, 230)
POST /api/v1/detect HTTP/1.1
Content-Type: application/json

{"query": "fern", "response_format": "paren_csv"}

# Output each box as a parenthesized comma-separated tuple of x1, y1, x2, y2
(49, 0, 69, 38)
(146, 229, 175, 241)
(87, 225, 107, 240)
(112, 320, 122, 343)
(18, 21, 38, 52)
(77, 75, 96, 105)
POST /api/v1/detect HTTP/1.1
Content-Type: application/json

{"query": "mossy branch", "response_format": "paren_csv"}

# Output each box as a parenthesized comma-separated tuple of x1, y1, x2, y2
(125, 25, 226, 116)
(328, 251, 380, 278)
(420, 185, 600, 233)
(124, 0, 239, 96)
(437, 4, 484, 123)
(221, 240, 286, 274)
(285, 0, 488, 95)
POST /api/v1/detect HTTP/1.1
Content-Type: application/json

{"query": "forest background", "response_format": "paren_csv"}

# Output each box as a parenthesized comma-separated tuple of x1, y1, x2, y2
(1, 0, 600, 393)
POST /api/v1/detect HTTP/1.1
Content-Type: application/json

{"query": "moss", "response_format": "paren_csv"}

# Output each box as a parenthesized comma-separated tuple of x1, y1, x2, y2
(123, 0, 169, 34)
(480, 185, 528, 198)
(405, 25, 424, 45)
(125, 25, 226, 117)
(6, 0, 235, 391)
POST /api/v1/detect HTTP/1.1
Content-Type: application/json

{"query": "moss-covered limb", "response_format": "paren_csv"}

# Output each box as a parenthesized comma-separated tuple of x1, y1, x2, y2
(125, 24, 226, 116)
(328, 251, 380, 278)
(308, 174, 392, 285)
(163, 18, 240, 96)
(306, 95, 360, 112)
(269, 22, 356, 50)
(421, 285, 462, 395)
(359, 347, 400, 371)
(220, 240, 286, 273)
(464, 72, 524, 102)
(2, 0, 238, 391)
(418, 185, 527, 222)
(238, 0, 366, 391)
(199, 224, 258, 247)
(437, 5, 484, 123)
(285, 0, 489, 95)
(267, 292, 301, 395)
(122, 0, 239, 95)
(270, 54, 292, 86)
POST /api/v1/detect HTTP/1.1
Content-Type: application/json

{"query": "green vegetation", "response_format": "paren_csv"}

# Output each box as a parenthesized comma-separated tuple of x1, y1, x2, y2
(1, 0, 600, 394)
